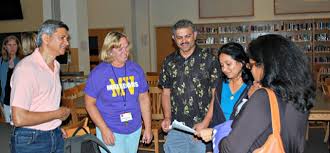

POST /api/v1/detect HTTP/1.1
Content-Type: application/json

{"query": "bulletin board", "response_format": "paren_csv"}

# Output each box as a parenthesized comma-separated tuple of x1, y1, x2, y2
(274, 0, 330, 15)
(199, 0, 254, 18)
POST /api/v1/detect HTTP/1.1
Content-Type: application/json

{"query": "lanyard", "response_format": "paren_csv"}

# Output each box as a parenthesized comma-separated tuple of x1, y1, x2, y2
(111, 64, 127, 108)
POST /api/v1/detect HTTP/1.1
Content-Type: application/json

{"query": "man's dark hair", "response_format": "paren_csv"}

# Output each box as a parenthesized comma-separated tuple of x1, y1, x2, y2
(171, 19, 196, 35)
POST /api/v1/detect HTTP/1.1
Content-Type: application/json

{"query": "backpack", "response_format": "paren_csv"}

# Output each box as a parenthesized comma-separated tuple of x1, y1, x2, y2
(64, 126, 111, 153)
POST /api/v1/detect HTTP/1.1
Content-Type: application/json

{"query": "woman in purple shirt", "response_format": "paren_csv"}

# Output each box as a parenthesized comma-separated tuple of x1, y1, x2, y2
(84, 32, 152, 153)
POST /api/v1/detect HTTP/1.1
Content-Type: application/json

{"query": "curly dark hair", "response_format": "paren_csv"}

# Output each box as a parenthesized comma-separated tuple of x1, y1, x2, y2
(247, 34, 315, 112)
(218, 42, 253, 84)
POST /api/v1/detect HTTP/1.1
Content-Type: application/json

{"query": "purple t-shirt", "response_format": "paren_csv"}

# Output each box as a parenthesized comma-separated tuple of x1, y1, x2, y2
(84, 60, 149, 134)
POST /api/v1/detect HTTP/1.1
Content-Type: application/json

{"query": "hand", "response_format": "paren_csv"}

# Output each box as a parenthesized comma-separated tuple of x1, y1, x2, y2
(212, 120, 233, 153)
(142, 129, 153, 144)
(100, 127, 115, 145)
(161, 118, 171, 133)
(193, 121, 208, 133)
(61, 128, 68, 139)
(248, 81, 262, 97)
(58, 107, 71, 121)
(195, 128, 213, 142)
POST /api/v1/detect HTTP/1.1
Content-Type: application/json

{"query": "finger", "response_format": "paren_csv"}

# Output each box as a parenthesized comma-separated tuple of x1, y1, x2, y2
(147, 137, 152, 143)
(110, 134, 115, 145)
(103, 137, 110, 145)
(61, 129, 68, 138)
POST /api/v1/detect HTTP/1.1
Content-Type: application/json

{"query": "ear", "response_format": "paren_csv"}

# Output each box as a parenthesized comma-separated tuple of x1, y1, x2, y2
(172, 35, 175, 40)
(193, 31, 197, 39)
(41, 33, 50, 45)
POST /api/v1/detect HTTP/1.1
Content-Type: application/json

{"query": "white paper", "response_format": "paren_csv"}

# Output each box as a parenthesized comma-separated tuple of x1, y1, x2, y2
(169, 120, 196, 134)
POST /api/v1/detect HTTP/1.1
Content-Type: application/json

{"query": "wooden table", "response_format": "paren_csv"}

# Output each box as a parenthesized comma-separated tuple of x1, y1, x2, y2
(308, 93, 330, 143)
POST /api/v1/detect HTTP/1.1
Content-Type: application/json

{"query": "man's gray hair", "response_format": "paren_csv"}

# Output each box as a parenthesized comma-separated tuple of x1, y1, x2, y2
(36, 19, 69, 47)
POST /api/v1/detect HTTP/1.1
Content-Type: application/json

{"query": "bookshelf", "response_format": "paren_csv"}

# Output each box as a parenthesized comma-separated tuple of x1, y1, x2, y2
(195, 18, 330, 88)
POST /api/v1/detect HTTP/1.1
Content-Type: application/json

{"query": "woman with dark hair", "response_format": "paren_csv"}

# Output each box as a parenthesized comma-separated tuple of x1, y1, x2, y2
(206, 42, 253, 153)
(211, 42, 253, 125)
(0, 35, 23, 123)
(198, 34, 315, 153)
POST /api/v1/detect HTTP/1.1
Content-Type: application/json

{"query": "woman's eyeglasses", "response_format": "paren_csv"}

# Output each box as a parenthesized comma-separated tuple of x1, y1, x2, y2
(246, 62, 258, 69)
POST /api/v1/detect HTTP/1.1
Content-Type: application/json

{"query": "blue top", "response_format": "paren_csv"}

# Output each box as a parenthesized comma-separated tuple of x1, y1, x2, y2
(0, 57, 20, 104)
(84, 60, 149, 134)
(220, 81, 247, 120)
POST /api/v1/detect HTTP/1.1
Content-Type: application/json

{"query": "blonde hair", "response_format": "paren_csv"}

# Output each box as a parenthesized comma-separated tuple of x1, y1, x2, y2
(99, 32, 131, 63)
(1, 35, 23, 60)
(21, 32, 37, 56)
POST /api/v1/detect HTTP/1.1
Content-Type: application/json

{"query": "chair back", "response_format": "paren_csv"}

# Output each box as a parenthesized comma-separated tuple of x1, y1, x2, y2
(149, 86, 163, 120)
(146, 75, 159, 87)
(61, 98, 79, 125)
(63, 87, 79, 99)
(76, 83, 86, 97)
(64, 117, 90, 138)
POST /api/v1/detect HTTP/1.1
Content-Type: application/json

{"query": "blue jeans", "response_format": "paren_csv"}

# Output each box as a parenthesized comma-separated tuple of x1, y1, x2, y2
(10, 127, 64, 153)
(164, 129, 206, 153)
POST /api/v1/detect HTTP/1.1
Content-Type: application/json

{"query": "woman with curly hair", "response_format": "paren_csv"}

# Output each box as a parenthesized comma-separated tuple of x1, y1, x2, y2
(198, 34, 315, 153)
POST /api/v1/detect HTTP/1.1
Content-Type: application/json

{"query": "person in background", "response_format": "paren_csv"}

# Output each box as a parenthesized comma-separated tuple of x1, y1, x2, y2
(21, 32, 37, 57)
(84, 32, 153, 153)
(197, 34, 315, 153)
(206, 42, 253, 152)
(159, 19, 220, 153)
(0, 35, 23, 123)
(10, 20, 71, 153)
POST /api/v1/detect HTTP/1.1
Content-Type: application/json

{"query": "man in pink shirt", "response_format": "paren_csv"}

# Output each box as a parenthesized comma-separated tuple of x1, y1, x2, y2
(10, 20, 71, 153)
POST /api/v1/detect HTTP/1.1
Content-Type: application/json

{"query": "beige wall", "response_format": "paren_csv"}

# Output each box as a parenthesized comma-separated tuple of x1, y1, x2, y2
(0, 0, 43, 33)
(87, 0, 132, 37)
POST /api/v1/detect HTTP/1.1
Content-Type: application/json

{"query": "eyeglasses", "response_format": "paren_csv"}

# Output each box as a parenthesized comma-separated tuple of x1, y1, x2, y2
(246, 62, 258, 69)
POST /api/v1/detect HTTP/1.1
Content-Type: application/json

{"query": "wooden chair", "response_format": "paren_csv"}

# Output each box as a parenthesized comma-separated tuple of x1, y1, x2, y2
(149, 87, 163, 121)
(62, 84, 96, 135)
(146, 75, 159, 87)
(63, 117, 90, 138)
(76, 83, 86, 97)
(138, 86, 164, 153)
(61, 98, 79, 126)
(146, 72, 159, 76)
(306, 88, 330, 142)
(61, 85, 88, 125)
(63, 86, 79, 99)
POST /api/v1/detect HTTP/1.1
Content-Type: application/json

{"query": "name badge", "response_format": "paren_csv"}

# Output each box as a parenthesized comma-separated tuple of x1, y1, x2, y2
(120, 112, 133, 122)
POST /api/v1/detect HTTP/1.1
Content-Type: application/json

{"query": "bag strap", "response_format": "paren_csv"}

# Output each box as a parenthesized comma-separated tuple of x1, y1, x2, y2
(72, 126, 89, 137)
(80, 134, 111, 153)
(263, 88, 281, 135)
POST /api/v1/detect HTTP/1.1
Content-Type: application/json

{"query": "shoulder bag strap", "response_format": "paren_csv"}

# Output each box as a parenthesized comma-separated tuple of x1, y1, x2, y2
(263, 88, 281, 135)
(82, 134, 112, 153)
(72, 126, 89, 137)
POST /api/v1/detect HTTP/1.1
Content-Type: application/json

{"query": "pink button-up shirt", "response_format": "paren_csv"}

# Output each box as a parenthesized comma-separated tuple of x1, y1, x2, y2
(10, 48, 62, 131)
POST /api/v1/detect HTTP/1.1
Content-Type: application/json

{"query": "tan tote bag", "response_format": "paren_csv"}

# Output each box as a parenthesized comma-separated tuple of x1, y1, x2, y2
(253, 88, 285, 153)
